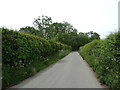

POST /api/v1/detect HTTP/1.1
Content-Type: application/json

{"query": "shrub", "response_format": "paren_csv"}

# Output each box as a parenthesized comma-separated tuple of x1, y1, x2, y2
(79, 32, 120, 88)
(2, 28, 71, 88)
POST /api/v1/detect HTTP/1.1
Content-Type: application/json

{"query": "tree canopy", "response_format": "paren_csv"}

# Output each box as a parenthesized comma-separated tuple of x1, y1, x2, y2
(19, 15, 100, 51)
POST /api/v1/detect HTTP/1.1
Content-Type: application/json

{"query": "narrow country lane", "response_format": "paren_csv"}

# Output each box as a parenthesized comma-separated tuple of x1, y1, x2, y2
(11, 52, 104, 88)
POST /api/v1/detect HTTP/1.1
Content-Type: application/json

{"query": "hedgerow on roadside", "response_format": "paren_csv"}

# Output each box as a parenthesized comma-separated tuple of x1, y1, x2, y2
(2, 28, 71, 89)
(79, 32, 120, 88)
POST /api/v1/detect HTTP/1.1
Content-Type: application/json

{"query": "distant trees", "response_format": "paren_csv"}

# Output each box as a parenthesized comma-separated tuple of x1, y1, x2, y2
(45, 22, 67, 39)
(32, 15, 78, 40)
(86, 31, 100, 40)
(78, 32, 91, 46)
(33, 15, 52, 31)
(58, 32, 91, 51)
(63, 21, 77, 33)
(45, 22, 77, 40)
(58, 32, 77, 50)
(33, 15, 52, 39)
(19, 15, 100, 51)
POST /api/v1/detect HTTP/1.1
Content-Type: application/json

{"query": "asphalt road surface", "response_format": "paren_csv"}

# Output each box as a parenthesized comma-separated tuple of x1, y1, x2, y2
(11, 52, 104, 88)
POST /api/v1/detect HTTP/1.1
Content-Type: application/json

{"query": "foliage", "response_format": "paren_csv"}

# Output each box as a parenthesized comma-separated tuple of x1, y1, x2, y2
(58, 32, 91, 51)
(79, 32, 120, 88)
(19, 26, 44, 38)
(20, 15, 100, 50)
(63, 21, 77, 33)
(86, 31, 100, 40)
(33, 15, 52, 31)
(2, 28, 71, 89)
(58, 32, 77, 50)
(32, 15, 100, 50)
(1, 14, 117, 89)
(45, 22, 67, 39)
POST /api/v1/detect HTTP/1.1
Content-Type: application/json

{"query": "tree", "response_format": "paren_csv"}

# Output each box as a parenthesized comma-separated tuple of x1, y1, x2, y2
(63, 21, 77, 33)
(45, 22, 78, 40)
(78, 32, 91, 46)
(45, 22, 67, 39)
(58, 32, 79, 50)
(33, 15, 52, 38)
(86, 31, 100, 40)
(91, 32, 100, 40)
(33, 15, 52, 31)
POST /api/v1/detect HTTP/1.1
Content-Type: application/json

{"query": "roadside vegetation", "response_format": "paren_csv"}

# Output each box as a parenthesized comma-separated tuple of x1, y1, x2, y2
(79, 32, 120, 88)
(2, 15, 99, 89)
(3, 15, 117, 89)
(2, 28, 71, 89)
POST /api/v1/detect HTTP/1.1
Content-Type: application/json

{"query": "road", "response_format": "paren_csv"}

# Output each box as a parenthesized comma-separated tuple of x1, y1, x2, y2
(11, 52, 103, 88)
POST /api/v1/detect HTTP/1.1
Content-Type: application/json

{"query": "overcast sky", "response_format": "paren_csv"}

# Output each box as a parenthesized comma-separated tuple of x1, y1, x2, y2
(0, 0, 119, 38)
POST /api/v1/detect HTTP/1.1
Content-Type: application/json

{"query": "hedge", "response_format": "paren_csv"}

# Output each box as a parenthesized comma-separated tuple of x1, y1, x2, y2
(2, 28, 71, 88)
(79, 32, 120, 88)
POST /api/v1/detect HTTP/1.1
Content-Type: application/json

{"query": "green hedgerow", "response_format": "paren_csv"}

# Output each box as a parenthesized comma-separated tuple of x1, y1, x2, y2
(79, 32, 120, 88)
(2, 28, 71, 89)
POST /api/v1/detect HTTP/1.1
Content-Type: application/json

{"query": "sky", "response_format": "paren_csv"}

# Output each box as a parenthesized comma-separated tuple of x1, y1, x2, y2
(0, 0, 119, 39)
